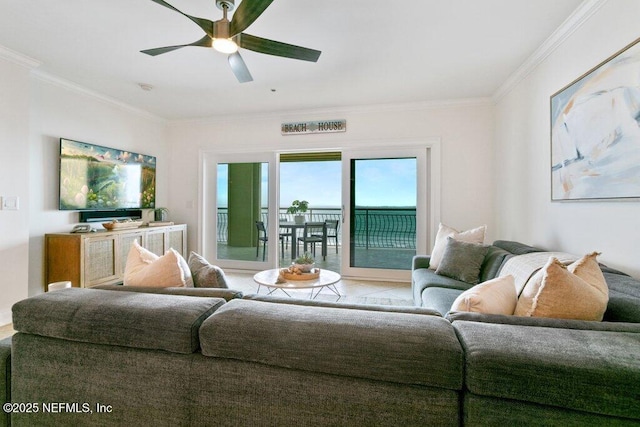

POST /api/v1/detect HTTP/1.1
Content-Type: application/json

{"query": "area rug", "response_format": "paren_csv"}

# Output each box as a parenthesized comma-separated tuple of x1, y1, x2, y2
(312, 294, 414, 306)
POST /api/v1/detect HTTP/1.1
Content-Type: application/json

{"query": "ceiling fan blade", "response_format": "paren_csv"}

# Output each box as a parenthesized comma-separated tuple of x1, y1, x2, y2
(150, 0, 214, 37)
(228, 52, 253, 83)
(235, 33, 321, 62)
(141, 35, 212, 56)
(229, 0, 274, 36)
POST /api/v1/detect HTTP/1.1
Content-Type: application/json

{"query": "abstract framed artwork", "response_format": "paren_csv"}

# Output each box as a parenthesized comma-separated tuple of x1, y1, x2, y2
(550, 37, 640, 201)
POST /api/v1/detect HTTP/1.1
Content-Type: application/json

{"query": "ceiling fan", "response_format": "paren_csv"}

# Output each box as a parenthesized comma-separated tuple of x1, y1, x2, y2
(142, 0, 321, 83)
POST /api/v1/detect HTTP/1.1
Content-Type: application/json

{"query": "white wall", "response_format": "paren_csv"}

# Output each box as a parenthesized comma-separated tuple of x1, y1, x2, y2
(27, 76, 168, 297)
(494, 0, 640, 277)
(166, 100, 496, 259)
(0, 57, 31, 325)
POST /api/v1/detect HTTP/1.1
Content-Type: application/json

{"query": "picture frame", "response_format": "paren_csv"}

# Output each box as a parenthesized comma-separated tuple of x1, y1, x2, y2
(550, 37, 640, 201)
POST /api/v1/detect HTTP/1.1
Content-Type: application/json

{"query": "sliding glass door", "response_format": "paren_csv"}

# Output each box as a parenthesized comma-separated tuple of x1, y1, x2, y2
(341, 148, 428, 280)
(201, 147, 431, 279)
(202, 152, 278, 270)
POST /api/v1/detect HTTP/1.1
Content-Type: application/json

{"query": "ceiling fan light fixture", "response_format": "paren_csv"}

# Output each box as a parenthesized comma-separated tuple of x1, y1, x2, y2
(212, 38, 238, 54)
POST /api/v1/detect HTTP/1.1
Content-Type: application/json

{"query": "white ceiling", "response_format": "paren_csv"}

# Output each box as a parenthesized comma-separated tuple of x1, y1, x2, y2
(0, 0, 583, 120)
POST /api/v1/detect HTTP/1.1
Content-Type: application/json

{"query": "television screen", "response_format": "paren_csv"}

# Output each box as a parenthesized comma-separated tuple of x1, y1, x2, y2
(59, 138, 156, 210)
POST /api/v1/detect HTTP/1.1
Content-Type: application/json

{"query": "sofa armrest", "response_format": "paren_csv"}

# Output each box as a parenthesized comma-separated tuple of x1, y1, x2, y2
(13, 288, 226, 354)
(0, 336, 12, 427)
(412, 255, 431, 271)
(454, 320, 640, 420)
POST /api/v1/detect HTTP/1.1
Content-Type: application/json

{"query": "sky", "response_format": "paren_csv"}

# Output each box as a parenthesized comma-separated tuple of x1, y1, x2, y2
(217, 158, 417, 208)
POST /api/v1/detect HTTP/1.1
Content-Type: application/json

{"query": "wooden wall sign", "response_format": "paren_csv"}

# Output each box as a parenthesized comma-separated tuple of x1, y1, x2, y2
(281, 119, 346, 135)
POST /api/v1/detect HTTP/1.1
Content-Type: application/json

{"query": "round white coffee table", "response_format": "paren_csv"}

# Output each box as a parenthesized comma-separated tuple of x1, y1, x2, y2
(253, 268, 341, 299)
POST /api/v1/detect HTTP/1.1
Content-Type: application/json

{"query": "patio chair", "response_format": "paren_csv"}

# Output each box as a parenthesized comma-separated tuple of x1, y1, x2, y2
(314, 219, 339, 253)
(255, 221, 287, 261)
(297, 222, 327, 260)
(279, 217, 293, 251)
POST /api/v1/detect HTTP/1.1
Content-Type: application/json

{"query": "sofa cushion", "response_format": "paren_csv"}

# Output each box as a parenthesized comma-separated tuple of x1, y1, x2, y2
(124, 241, 193, 288)
(515, 255, 609, 321)
(602, 271, 640, 322)
(421, 287, 463, 316)
(450, 275, 516, 315)
(12, 288, 224, 354)
(413, 246, 511, 307)
(478, 246, 512, 282)
(435, 238, 489, 284)
(429, 223, 486, 270)
(413, 268, 474, 292)
(200, 299, 463, 390)
(412, 267, 472, 308)
(188, 251, 228, 288)
(454, 320, 640, 420)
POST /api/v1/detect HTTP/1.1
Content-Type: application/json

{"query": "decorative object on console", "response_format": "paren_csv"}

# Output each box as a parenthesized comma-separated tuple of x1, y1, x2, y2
(124, 241, 193, 288)
(551, 37, 640, 201)
(187, 251, 228, 288)
(71, 224, 94, 233)
(154, 207, 170, 222)
(428, 223, 486, 270)
(450, 275, 517, 315)
(515, 253, 609, 321)
(102, 219, 144, 230)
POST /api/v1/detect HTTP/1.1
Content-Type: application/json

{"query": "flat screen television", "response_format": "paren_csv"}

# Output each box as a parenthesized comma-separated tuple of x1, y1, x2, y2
(59, 138, 156, 211)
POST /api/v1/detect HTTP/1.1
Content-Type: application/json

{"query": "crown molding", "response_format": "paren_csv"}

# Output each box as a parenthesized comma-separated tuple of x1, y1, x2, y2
(167, 97, 493, 127)
(0, 44, 40, 69)
(492, 0, 608, 102)
(32, 70, 167, 124)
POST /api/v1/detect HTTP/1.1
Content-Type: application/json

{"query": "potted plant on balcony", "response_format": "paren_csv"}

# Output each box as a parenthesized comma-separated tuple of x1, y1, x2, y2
(286, 200, 309, 224)
(293, 252, 315, 273)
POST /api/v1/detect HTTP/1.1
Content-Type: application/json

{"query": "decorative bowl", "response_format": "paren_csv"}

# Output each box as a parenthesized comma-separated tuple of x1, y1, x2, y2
(292, 262, 315, 273)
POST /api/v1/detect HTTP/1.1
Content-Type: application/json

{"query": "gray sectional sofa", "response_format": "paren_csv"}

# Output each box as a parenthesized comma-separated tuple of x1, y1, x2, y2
(2, 240, 639, 426)
(412, 240, 640, 425)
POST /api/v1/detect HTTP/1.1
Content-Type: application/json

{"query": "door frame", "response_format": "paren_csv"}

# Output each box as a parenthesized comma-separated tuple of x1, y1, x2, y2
(198, 138, 441, 276)
(200, 151, 280, 271)
(340, 146, 432, 281)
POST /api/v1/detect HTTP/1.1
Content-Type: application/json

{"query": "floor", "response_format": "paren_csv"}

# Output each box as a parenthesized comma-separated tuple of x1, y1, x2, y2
(225, 271, 413, 302)
(0, 323, 15, 340)
(218, 242, 417, 273)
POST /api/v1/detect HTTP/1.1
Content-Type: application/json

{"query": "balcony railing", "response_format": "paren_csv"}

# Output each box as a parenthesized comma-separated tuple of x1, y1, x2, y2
(217, 207, 416, 249)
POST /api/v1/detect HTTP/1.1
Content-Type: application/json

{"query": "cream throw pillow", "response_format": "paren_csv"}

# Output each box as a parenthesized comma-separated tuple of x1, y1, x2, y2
(124, 241, 193, 288)
(429, 223, 486, 270)
(450, 275, 517, 315)
(514, 253, 608, 320)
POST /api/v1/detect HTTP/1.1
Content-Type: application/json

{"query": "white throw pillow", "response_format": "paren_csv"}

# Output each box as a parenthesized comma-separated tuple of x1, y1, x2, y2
(429, 223, 486, 270)
(450, 275, 517, 315)
(124, 241, 193, 288)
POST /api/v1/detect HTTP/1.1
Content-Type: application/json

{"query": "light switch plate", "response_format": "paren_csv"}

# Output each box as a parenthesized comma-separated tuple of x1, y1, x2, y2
(2, 196, 19, 210)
